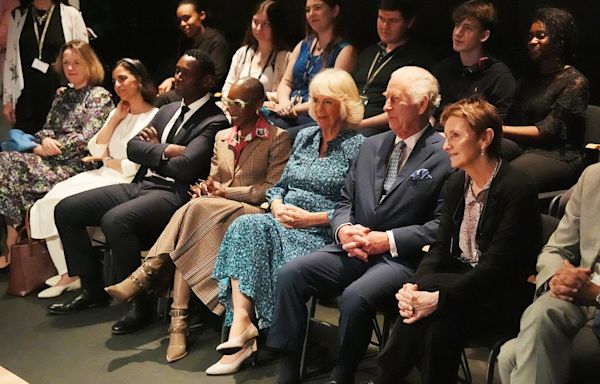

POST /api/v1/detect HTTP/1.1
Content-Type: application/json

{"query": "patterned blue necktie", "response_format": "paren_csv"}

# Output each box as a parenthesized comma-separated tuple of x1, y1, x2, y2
(383, 141, 406, 194)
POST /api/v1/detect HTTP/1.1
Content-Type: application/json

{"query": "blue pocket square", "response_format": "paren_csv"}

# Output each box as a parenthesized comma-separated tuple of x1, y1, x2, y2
(410, 168, 432, 180)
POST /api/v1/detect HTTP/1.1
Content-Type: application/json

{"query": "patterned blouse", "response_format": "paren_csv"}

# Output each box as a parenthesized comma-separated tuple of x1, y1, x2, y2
(458, 160, 502, 266)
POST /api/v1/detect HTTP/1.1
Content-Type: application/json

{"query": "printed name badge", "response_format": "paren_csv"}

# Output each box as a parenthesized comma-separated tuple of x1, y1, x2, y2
(32, 58, 49, 74)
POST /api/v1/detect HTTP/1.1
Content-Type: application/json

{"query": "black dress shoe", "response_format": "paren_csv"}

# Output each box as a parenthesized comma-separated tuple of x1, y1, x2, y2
(111, 294, 153, 335)
(47, 289, 111, 315)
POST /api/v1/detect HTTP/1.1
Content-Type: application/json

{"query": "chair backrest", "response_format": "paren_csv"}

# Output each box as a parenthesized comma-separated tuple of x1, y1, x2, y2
(585, 105, 600, 145)
(541, 214, 560, 245)
(547, 186, 575, 219)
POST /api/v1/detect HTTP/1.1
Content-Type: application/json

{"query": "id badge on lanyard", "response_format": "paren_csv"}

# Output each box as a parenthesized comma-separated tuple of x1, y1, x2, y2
(31, 5, 55, 74)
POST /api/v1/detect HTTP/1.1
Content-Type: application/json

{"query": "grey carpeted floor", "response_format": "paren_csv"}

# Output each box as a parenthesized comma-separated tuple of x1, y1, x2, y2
(0, 270, 498, 384)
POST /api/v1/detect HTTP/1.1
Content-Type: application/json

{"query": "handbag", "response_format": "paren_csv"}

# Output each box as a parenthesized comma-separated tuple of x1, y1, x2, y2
(0, 129, 38, 152)
(6, 211, 57, 296)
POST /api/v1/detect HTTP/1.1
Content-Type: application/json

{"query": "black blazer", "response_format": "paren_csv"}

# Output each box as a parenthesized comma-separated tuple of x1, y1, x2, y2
(324, 126, 452, 267)
(127, 100, 229, 202)
(415, 163, 542, 330)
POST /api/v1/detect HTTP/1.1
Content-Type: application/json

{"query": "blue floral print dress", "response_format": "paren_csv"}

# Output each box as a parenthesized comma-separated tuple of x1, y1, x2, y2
(0, 85, 113, 226)
(213, 126, 364, 329)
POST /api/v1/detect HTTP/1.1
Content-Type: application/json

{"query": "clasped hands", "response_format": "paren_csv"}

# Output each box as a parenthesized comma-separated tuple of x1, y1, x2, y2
(397, 283, 439, 324)
(264, 101, 296, 118)
(338, 224, 389, 261)
(549, 260, 597, 306)
(189, 176, 225, 199)
(271, 201, 314, 229)
(33, 137, 62, 157)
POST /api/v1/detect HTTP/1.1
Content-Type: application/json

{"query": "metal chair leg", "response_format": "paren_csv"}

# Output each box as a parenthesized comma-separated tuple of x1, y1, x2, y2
(486, 336, 512, 384)
(459, 349, 472, 384)
(372, 316, 383, 349)
(299, 296, 318, 381)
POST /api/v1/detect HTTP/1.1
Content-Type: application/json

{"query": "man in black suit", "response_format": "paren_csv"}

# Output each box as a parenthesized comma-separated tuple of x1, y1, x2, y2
(48, 49, 229, 335)
(268, 66, 452, 384)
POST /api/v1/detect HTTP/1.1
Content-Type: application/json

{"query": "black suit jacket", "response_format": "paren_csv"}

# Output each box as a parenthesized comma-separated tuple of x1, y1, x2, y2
(415, 163, 542, 331)
(324, 126, 452, 268)
(127, 100, 229, 202)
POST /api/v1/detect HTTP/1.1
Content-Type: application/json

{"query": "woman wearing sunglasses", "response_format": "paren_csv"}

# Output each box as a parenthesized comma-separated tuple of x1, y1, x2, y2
(105, 77, 291, 363)
(206, 68, 364, 375)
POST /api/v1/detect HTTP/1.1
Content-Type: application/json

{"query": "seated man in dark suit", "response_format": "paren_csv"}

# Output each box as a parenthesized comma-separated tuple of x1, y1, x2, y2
(268, 66, 452, 384)
(48, 49, 229, 336)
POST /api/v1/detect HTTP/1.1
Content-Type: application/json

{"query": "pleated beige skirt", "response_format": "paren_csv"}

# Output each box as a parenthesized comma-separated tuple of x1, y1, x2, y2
(147, 196, 263, 315)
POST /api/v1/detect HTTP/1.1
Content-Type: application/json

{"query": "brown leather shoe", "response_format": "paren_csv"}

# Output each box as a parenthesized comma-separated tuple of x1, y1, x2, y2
(166, 307, 189, 363)
(105, 253, 171, 302)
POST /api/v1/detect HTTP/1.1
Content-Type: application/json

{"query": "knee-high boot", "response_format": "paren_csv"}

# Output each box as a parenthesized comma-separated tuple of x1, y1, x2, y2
(166, 269, 192, 363)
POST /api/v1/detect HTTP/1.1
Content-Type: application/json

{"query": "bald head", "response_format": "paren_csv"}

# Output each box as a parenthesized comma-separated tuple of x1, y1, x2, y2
(235, 77, 265, 103)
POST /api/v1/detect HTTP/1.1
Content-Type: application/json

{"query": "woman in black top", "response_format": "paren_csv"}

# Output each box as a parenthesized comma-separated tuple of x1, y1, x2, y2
(504, 8, 589, 192)
(375, 97, 542, 384)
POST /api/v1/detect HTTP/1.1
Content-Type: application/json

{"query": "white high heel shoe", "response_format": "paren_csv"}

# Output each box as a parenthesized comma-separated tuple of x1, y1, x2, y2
(37, 278, 81, 298)
(216, 323, 259, 355)
(206, 339, 257, 375)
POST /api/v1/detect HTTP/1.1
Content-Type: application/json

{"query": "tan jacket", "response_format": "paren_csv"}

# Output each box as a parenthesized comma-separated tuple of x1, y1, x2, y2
(536, 163, 600, 290)
(209, 124, 291, 206)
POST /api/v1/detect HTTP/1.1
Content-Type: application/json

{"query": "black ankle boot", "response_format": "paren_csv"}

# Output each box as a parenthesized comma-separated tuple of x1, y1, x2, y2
(111, 292, 154, 335)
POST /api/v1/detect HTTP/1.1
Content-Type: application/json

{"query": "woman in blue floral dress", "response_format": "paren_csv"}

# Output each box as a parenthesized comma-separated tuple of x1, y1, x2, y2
(207, 69, 365, 375)
(0, 40, 113, 269)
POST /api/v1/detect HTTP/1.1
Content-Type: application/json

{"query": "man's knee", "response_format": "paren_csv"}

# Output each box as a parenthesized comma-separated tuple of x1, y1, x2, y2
(55, 195, 84, 227)
(277, 258, 307, 293)
(339, 283, 372, 316)
(520, 294, 581, 331)
(497, 338, 517, 381)
(101, 208, 131, 239)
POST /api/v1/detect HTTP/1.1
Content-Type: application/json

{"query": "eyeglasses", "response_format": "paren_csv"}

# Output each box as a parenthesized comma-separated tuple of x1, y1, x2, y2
(221, 96, 254, 108)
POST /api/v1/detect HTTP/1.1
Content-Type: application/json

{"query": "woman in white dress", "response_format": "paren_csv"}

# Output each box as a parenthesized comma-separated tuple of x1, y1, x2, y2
(30, 58, 158, 298)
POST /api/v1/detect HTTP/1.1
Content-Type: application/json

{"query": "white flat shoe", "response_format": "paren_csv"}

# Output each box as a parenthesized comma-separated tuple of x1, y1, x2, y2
(216, 323, 259, 355)
(37, 279, 81, 298)
(206, 339, 257, 375)
(45, 275, 61, 287)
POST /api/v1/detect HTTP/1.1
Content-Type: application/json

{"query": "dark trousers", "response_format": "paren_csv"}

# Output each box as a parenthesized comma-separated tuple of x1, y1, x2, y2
(510, 152, 581, 193)
(501, 138, 581, 192)
(375, 306, 470, 384)
(375, 270, 514, 384)
(55, 181, 182, 288)
(266, 248, 413, 382)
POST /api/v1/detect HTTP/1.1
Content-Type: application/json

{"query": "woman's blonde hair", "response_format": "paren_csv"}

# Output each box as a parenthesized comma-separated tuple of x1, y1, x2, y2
(308, 68, 364, 128)
(54, 40, 105, 86)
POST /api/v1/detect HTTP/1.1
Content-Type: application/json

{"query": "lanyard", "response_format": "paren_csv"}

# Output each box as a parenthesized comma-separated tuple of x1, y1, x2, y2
(293, 38, 320, 102)
(245, 47, 275, 82)
(362, 48, 397, 95)
(32, 5, 55, 59)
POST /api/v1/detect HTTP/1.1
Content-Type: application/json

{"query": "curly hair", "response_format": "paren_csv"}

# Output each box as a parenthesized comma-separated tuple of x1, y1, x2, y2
(531, 7, 577, 64)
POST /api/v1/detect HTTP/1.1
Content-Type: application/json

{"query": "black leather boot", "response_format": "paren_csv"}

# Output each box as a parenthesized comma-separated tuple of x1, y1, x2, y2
(48, 275, 110, 315)
(111, 292, 154, 335)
